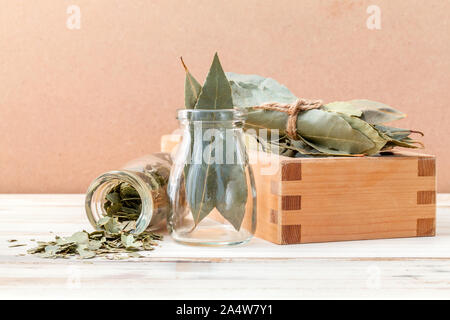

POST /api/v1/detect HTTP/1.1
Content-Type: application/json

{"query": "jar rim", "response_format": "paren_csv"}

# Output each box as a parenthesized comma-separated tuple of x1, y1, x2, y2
(84, 170, 154, 234)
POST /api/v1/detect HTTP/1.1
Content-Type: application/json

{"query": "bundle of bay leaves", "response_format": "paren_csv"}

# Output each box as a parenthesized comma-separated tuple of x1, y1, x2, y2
(27, 184, 162, 259)
(226, 73, 423, 157)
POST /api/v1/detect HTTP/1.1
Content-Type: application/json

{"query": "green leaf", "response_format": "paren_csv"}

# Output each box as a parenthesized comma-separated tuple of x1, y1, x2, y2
(185, 162, 217, 227)
(374, 125, 413, 140)
(119, 183, 139, 198)
(76, 245, 96, 259)
(97, 216, 111, 227)
(298, 137, 365, 156)
(297, 109, 375, 154)
(338, 113, 387, 155)
(375, 125, 421, 149)
(65, 231, 89, 245)
(181, 57, 202, 109)
(87, 240, 102, 251)
(120, 234, 136, 248)
(215, 165, 247, 231)
(104, 217, 121, 234)
(214, 131, 248, 231)
(226, 72, 297, 106)
(195, 53, 233, 109)
(105, 192, 120, 203)
(346, 99, 406, 124)
(44, 245, 60, 256)
(322, 101, 362, 117)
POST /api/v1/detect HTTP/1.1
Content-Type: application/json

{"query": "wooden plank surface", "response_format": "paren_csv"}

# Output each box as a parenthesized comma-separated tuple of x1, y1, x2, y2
(0, 194, 450, 299)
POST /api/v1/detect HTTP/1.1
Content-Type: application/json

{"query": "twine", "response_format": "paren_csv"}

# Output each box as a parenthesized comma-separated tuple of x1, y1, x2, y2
(253, 98, 323, 139)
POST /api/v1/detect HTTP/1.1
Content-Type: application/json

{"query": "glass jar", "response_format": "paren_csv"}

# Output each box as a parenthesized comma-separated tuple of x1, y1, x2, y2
(167, 109, 257, 246)
(85, 153, 172, 234)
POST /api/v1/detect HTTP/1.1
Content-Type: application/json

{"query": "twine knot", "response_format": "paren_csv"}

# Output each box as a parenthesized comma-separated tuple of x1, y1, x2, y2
(253, 98, 322, 139)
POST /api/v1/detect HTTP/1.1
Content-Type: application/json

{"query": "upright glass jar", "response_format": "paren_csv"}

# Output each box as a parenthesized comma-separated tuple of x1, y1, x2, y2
(85, 153, 172, 234)
(168, 109, 257, 246)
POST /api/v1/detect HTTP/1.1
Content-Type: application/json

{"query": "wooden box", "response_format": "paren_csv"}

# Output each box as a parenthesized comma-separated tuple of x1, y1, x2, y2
(161, 135, 436, 245)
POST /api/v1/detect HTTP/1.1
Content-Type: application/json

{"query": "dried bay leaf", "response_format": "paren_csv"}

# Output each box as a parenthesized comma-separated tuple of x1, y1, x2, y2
(120, 234, 136, 248)
(181, 57, 202, 109)
(213, 130, 248, 231)
(65, 231, 89, 245)
(215, 165, 248, 231)
(322, 101, 362, 117)
(347, 99, 406, 124)
(296, 109, 375, 154)
(227, 72, 297, 106)
(185, 162, 217, 227)
(105, 192, 120, 203)
(76, 245, 96, 259)
(337, 113, 387, 155)
(195, 53, 233, 109)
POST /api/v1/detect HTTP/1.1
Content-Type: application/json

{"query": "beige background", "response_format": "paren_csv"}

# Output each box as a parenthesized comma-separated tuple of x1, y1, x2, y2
(0, 0, 448, 193)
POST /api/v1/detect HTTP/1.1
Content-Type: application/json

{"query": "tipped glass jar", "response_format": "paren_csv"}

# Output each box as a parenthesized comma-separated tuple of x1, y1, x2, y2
(85, 153, 172, 234)
(167, 109, 257, 246)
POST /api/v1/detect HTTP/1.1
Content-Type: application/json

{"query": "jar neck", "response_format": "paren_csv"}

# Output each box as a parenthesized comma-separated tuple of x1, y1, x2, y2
(85, 171, 154, 234)
(177, 108, 246, 127)
(180, 120, 244, 130)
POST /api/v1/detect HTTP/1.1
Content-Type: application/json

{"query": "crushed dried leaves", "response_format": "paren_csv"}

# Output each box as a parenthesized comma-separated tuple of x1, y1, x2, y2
(23, 216, 162, 259)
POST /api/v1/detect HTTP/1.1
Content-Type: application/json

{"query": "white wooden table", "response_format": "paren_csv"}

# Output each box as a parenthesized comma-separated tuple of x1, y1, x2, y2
(0, 194, 449, 299)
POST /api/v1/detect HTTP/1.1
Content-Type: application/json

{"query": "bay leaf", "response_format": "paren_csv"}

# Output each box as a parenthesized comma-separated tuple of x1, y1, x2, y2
(213, 131, 248, 231)
(296, 109, 375, 154)
(374, 125, 413, 140)
(105, 192, 120, 203)
(338, 113, 387, 155)
(226, 72, 297, 107)
(76, 245, 96, 259)
(181, 57, 202, 109)
(375, 125, 420, 149)
(104, 217, 121, 234)
(97, 216, 111, 227)
(87, 240, 102, 251)
(185, 162, 217, 227)
(44, 245, 60, 256)
(65, 231, 89, 245)
(119, 183, 139, 198)
(322, 101, 362, 117)
(346, 99, 406, 124)
(120, 234, 136, 248)
(298, 137, 365, 156)
(215, 165, 247, 231)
